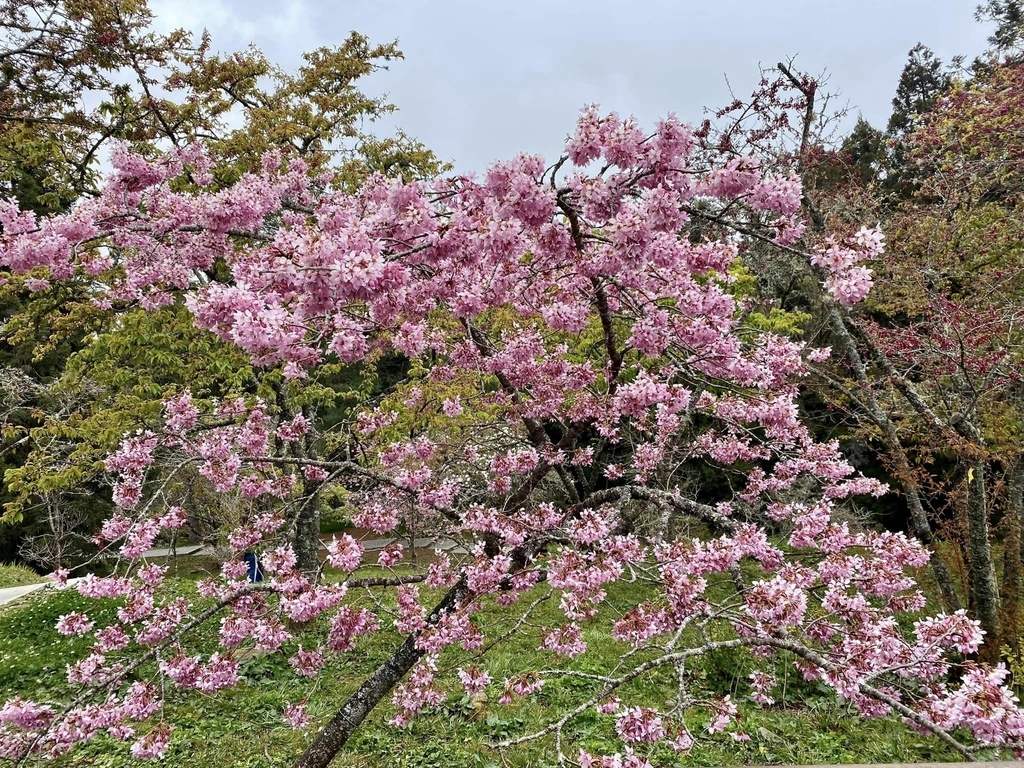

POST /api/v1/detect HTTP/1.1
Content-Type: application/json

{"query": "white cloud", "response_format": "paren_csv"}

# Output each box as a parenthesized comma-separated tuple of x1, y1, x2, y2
(146, 0, 993, 172)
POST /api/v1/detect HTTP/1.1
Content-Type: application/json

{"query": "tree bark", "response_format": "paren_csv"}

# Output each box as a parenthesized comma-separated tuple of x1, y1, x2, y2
(294, 491, 322, 580)
(293, 402, 323, 580)
(1004, 454, 1024, 650)
(966, 458, 1000, 657)
(822, 305, 962, 610)
(1010, 453, 1024, 573)
(900, 458, 962, 611)
(293, 579, 468, 768)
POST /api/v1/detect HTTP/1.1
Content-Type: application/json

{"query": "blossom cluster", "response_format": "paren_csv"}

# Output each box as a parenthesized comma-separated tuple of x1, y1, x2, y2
(0, 106, 1019, 766)
(811, 225, 885, 306)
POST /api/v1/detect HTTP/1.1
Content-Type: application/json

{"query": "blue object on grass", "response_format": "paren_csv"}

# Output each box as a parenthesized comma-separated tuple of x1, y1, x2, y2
(243, 552, 263, 582)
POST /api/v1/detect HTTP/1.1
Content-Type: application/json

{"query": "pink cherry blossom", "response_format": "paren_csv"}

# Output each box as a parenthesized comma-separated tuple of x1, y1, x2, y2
(0, 97, 1020, 765)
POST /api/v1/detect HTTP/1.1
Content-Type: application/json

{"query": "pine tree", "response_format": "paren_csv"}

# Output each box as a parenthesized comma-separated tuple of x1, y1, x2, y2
(841, 117, 886, 185)
(887, 44, 951, 137)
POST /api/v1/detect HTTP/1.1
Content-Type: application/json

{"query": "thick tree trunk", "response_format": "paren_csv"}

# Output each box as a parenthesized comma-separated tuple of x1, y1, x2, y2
(1003, 453, 1024, 649)
(293, 626, 418, 768)
(966, 458, 1000, 657)
(292, 402, 323, 581)
(294, 491, 322, 580)
(294, 580, 467, 768)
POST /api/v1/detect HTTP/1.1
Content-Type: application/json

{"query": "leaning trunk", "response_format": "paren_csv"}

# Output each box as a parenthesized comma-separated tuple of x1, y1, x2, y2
(294, 580, 467, 768)
(821, 305, 961, 610)
(904, 473, 961, 612)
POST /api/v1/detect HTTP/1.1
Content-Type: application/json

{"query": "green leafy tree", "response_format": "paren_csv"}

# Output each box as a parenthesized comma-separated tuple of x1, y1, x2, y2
(975, 0, 1024, 62)
(803, 61, 1024, 657)
(0, 0, 444, 572)
(840, 117, 886, 186)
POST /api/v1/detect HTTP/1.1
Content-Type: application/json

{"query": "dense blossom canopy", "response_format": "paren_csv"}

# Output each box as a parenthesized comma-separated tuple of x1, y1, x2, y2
(0, 107, 1021, 765)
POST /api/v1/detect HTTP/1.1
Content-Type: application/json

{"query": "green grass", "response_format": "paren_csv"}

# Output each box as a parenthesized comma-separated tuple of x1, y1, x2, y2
(0, 572, 962, 768)
(0, 563, 43, 589)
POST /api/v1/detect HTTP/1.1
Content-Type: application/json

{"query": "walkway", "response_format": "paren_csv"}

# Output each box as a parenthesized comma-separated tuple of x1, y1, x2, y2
(0, 582, 49, 607)
(0, 536, 467, 608)
(0, 577, 84, 608)
(134, 537, 467, 558)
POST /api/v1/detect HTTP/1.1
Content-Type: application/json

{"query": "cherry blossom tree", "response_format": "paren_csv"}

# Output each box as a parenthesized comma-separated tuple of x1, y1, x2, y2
(1, 93, 1023, 767)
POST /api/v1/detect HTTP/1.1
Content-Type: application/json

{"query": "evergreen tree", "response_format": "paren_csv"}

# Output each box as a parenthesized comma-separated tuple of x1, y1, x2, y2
(976, 0, 1024, 61)
(887, 44, 951, 137)
(885, 44, 951, 198)
(841, 117, 886, 185)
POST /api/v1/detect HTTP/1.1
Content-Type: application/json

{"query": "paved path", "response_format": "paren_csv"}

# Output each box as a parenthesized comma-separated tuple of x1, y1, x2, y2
(0, 583, 49, 607)
(139, 545, 206, 558)
(137, 539, 467, 557)
(95, 544, 209, 560)
(0, 536, 469, 608)
(0, 577, 84, 608)
(327, 536, 467, 553)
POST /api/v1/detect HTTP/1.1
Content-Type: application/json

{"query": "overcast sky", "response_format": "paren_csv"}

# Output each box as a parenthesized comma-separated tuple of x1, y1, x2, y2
(150, 0, 992, 173)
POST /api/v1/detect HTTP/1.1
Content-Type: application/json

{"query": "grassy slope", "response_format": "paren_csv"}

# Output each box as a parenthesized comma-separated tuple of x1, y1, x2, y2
(0, 564, 43, 589)
(0, 562, 962, 768)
